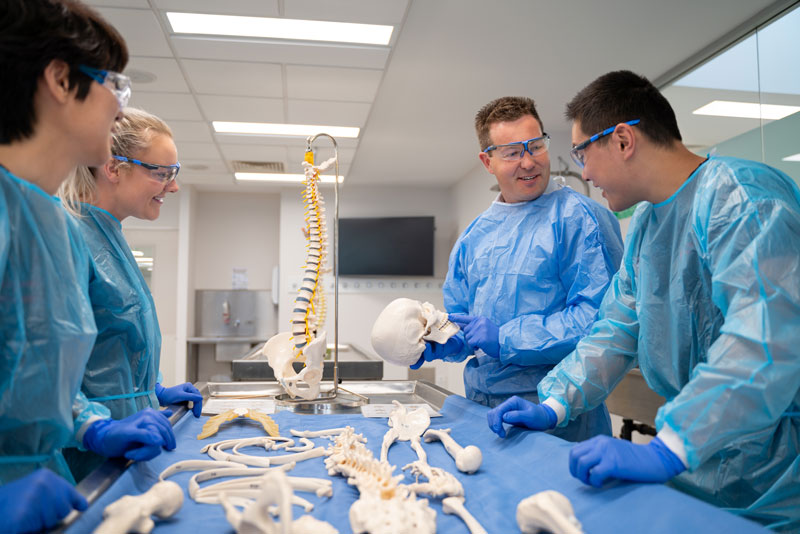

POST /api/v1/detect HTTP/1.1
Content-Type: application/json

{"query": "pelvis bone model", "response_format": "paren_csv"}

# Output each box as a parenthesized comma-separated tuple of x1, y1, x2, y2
(261, 150, 332, 400)
(371, 298, 460, 366)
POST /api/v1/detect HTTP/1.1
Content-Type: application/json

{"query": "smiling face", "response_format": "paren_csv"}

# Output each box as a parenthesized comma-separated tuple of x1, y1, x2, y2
(479, 114, 550, 204)
(113, 133, 179, 221)
(571, 121, 637, 212)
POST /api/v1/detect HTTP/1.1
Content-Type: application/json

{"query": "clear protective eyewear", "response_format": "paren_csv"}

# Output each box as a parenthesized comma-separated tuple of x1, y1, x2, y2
(570, 119, 640, 168)
(484, 134, 551, 161)
(112, 155, 180, 184)
(78, 65, 132, 110)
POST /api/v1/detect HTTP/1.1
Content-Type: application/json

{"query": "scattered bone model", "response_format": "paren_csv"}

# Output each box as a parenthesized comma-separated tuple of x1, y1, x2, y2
(443, 496, 488, 534)
(93, 480, 183, 534)
(371, 298, 460, 366)
(261, 151, 335, 400)
(220, 469, 339, 534)
(423, 428, 483, 473)
(324, 426, 436, 534)
(380, 400, 431, 463)
(517, 490, 584, 534)
(197, 407, 280, 439)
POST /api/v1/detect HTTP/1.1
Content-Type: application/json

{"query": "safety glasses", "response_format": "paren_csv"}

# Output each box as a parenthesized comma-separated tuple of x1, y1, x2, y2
(484, 134, 551, 161)
(112, 155, 180, 184)
(78, 65, 132, 110)
(570, 119, 640, 168)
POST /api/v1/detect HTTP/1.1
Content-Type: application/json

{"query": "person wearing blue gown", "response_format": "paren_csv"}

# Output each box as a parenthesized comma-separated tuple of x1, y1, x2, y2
(0, 3, 176, 533)
(413, 96, 624, 442)
(487, 70, 800, 531)
(59, 107, 201, 481)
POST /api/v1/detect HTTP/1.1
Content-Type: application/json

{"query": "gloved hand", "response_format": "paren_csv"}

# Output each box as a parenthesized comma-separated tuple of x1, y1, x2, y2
(410, 337, 465, 370)
(0, 468, 87, 534)
(156, 382, 203, 417)
(487, 395, 557, 438)
(448, 313, 500, 358)
(83, 407, 176, 462)
(569, 435, 686, 488)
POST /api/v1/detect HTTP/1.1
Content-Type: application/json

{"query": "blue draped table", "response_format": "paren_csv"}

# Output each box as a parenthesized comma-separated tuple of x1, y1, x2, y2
(66, 395, 768, 533)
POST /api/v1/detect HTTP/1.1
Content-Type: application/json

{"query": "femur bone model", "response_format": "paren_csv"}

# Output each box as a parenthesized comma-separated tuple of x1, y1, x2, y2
(370, 298, 460, 367)
(261, 150, 333, 400)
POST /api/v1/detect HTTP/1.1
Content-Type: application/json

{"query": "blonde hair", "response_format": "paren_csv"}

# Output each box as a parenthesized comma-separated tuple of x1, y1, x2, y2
(59, 107, 173, 216)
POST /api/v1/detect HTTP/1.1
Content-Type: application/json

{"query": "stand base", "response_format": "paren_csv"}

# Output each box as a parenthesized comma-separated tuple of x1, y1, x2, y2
(274, 386, 368, 414)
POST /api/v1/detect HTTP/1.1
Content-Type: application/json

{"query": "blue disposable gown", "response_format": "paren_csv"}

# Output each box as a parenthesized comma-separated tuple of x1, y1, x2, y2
(0, 167, 109, 485)
(538, 157, 800, 530)
(443, 186, 623, 441)
(77, 204, 161, 419)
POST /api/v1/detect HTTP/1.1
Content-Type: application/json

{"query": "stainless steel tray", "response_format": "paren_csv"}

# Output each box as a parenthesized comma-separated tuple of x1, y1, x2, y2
(199, 379, 452, 414)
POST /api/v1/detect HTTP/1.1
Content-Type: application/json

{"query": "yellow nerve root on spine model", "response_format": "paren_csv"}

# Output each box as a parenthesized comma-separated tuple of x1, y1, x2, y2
(260, 149, 335, 400)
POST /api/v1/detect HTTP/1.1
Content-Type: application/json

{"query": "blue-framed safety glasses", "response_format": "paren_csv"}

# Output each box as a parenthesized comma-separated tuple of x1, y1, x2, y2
(112, 155, 180, 184)
(78, 65, 132, 110)
(570, 119, 640, 168)
(483, 134, 551, 161)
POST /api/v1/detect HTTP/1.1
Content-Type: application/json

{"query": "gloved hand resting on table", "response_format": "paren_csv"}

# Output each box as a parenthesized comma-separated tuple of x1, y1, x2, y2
(0, 468, 88, 534)
(448, 313, 500, 359)
(410, 337, 465, 370)
(487, 395, 557, 438)
(156, 382, 203, 417)
(83, 407, 176, 462)
(569, 435, 686, 487)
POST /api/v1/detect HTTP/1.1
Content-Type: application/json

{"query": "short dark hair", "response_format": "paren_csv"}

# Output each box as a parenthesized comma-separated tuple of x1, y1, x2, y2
(0, 0, 128, 143)
(475, 96, 544, 151)
(565, 70, 681, 146)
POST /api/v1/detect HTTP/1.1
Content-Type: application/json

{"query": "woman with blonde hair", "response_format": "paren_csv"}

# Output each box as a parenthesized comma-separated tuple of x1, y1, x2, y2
(60, 107, 200, 480)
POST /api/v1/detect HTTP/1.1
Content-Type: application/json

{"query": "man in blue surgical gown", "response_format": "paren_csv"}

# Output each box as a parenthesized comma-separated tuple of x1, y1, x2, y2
(489, 71, 800, 530)
(414, 96, 623, 442)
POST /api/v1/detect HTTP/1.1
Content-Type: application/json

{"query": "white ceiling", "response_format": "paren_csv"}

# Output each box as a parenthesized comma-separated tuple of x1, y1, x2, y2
(84, 0, 784, 191)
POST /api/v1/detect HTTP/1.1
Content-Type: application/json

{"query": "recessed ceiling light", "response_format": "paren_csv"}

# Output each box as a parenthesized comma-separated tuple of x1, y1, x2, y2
(783, 153, 800, 162)
(213, 121, 359, 138)
(235, 173, 343, 183)
(131, 250, 144, 257)
(166, 12, 393, 46)
(692, 100, 800, 120)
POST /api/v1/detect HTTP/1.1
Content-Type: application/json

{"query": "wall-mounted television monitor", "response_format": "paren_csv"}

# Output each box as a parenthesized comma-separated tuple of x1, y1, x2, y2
(339, 216, 434, 276)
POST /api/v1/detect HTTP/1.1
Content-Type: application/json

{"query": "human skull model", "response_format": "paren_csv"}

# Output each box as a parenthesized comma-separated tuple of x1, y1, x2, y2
(370, 298, 460, 366)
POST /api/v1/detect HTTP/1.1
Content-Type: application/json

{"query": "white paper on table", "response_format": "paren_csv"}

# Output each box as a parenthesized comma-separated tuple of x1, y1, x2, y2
(361, 403, 441, 418)
(202, 398, 276, 415)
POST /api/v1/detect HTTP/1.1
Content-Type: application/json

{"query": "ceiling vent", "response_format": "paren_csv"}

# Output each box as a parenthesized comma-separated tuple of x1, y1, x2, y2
(231, 161, 285, 173)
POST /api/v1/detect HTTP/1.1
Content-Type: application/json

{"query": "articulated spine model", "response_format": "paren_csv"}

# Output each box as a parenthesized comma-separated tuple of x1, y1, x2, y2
(423, 428, 483, 473)
(261, 150, 335, 400)
(324, 427, 436, 534)
(220, 469, 339, 534)
(517, 490, 584, 534)
(371, 298, 460, 367)
(93, 481, 183, 534)
(197, 407, 280, 439)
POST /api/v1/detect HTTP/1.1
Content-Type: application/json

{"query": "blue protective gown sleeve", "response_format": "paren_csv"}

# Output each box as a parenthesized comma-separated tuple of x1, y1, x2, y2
(537, 250, 640, 423)
(71, 392, 110, 447)
(497, 212, 621, 367)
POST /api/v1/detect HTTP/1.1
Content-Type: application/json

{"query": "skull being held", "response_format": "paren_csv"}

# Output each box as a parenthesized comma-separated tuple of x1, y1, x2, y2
(370, 298, 460, 367)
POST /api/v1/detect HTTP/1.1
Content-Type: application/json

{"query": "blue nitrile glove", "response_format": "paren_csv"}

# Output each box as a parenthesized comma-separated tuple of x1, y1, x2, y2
(0, 468, 88, 534)
(410, 337, 465, 370)
(448, 313, 500, 358)
(569, 435, 686, 488)
(83, 407, 176, 462)
(487, 395, 557, 438)
(156, 382, 203, 417)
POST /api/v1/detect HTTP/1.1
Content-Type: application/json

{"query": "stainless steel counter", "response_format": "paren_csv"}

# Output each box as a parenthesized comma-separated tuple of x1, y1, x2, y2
(231, 343, 384, 382)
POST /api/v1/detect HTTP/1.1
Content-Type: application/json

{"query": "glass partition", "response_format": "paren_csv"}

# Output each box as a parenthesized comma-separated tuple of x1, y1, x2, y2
(662, 4, 800, 187)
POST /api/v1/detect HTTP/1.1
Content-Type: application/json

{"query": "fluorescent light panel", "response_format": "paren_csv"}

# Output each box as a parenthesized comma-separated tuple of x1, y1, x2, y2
(693, 100, 800, 120)
(214, 121, 359, 139)
(167, 12, 393, 46)
(782, 153, 800, 162)
(236, 173, 343, 183)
